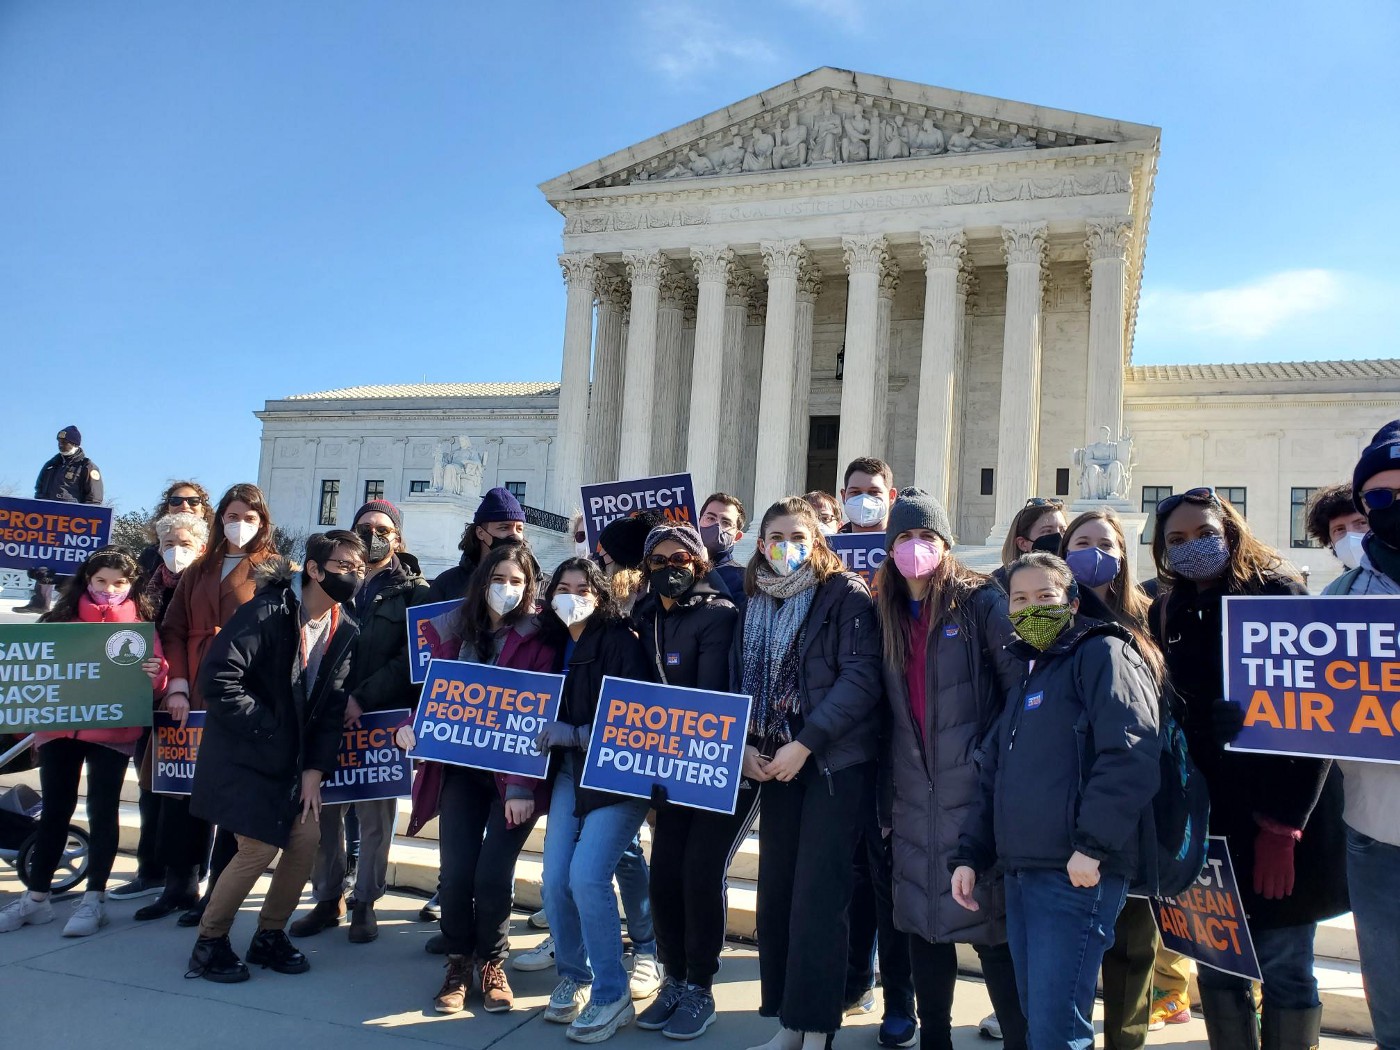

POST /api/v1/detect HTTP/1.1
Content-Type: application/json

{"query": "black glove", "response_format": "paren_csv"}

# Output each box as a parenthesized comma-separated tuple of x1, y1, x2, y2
(1212, 698, 1246, 747)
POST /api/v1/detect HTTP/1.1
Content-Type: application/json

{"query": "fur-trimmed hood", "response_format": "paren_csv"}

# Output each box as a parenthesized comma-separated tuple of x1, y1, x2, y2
(253, 555, 300, 590)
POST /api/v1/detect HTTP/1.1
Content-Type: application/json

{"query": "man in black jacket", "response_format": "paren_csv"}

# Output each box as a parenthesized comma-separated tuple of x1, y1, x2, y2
(16, 425, 104, 614)
(186, 531, 364, 984)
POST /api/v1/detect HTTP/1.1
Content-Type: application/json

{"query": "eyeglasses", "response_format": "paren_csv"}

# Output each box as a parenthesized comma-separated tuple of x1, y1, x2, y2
(1362, 487, 1400, 511)
(1155, 487, 1219, 518)
(325, 559, 366, 577)
(646, 551, 697, 570)
(816, 513, 838, 524)
(166, 496, 203, 508)
(357, 524, 395, 537)
(1024, 497, 1064, 508)
(573, 531, 587, 543)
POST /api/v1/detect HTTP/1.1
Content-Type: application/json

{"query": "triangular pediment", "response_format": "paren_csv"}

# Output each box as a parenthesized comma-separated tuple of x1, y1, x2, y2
(541, 67, 1159, 195)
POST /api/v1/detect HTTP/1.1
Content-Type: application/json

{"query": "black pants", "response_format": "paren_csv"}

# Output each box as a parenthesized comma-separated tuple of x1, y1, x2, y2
(439, 766, 535, 962)
(846, 811, 916, 1017)
(1100, 896, 1159, 1050)
(27, 739, 128, 893)
(758, 761, 870, 1034)
(153, 795, 213, 876)
(650, 781, 761, 988)
(908, 937, 1027, 1050)
(133, 730, 165, 882)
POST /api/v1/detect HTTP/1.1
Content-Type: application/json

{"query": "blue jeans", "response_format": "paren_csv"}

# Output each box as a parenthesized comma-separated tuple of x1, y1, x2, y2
(615, 832, 656, 955)
(543, 753, 650, 1004)
(1195, 921, 1319, 1009)
(1348, 826, 1400, 1049)
(1005, 868, 1128, 1050)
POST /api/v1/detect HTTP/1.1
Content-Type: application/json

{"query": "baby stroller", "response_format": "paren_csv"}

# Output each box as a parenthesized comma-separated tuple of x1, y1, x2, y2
(0, 735, 91, 894)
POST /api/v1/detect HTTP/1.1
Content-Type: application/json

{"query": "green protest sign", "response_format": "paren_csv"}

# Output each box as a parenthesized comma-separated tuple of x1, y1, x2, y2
(0, 622, 156, 732)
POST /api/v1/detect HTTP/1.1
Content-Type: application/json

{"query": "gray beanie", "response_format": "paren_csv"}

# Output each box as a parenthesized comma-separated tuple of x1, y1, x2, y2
(642, 522, 707, 565)
(885, 488, 953, 550)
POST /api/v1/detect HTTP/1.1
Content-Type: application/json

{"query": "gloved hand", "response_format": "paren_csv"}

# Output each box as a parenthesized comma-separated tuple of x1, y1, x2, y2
(534, 720, 586, 752)
(1253, 826, 1298, 899)
(1211, 698, 1247, 747)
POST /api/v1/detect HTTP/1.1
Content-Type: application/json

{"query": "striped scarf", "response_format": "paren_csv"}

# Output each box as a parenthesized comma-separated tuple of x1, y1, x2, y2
(742, 561, 819, 744)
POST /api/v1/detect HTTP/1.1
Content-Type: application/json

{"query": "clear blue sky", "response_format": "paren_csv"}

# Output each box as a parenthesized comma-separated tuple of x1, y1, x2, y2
(2, 0, 1396, 511)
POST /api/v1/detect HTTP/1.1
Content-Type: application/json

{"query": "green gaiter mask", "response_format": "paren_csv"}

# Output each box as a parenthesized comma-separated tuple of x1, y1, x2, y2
(1010, 603, 1074, 651)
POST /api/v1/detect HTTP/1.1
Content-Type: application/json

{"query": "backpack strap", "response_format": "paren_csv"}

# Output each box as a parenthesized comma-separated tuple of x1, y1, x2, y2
(1324, 566, 1364, 596)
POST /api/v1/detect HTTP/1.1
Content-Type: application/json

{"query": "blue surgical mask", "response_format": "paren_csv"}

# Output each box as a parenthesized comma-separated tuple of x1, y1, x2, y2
(766, 540, 810, 576)
(1065, 547, 1120, 589)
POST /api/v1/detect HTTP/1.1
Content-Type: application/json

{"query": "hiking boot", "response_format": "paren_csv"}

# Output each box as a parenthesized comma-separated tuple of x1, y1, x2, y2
(879, 1014, 918, 1048)
(528, 908, 550, 929)
(247, 928, 311, 974)
(663, 984, 717, 1041)
(435, 954, 471, 1014)
(419, 892, 440, 922)
(637, 976, 688, 1029)
(62, 892, 108, 937)
(511, 935, 555, 971)
(479, 958, 514, 1012)
(567, 995, 635, 1043)
(187, 935, 250, 983)
(109, 874, 164, 900)
(0, 894, 54, 933)
(348, 902, 377, 943)
(289, 897, 344, 938)
(544, 976, 592, 1023)
(1149, 991, 1192, 1031)
(629, 951, 662, 999)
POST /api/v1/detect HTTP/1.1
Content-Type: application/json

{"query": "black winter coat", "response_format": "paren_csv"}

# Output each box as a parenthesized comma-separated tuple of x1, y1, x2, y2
(635, 579, 738, 692)
(957, 617, 1162, 881)
(34, 449, 103, 504)
(886, 581, 1020, 945)
(348, 553, 431, 712)
(426, 555, 476, 605)
(709, 554, 748, 619)
(729, 570, 884, 780)
(1152, 576, 1349, 928)
(191, 560, 357, 847)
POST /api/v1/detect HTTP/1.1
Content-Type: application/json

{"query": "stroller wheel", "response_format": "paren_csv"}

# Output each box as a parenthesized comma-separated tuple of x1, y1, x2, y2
(18, 826, 90, 895)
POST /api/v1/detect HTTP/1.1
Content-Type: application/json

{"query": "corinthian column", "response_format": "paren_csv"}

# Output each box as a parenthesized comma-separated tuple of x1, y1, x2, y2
(753, 240, 807, 515)
(651, 265, 689, 474)
(585, 272, 628, 484)
(837, 235, 888, 478)
(1084, 217, 1134, 444)
(618, 250, 663, 478)
(872, 253, 900, 459)
(550, 252, 598, 512)
(717, 264, 754, 494)
(787, 259, 822, 499)
(988, 222, 1048, 543)
(686, 245, 734, 498)
(915, 227, 966, 503)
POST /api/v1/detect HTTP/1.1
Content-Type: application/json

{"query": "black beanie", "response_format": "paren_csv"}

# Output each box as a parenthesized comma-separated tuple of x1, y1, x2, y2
(885, 488, 954, 550)
(1353, 420, 1400, 513)
(598, 512, 663, 570)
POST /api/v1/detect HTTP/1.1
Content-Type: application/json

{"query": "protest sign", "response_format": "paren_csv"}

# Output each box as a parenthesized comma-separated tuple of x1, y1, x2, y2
(406, 599, 463, 685)
(411, 660, 564, 778)
(0, 497, 112, 574)
(1152, 836, 1262, 981)
(580, 473, 697, 555)
(322, 709, 413, 804)
(827, 533, 886, 596)
(579, 676, 752, 814)
(152, 710, 206, 796)
(1224, 594, 1400, 764)
(0, 622, 155, 732)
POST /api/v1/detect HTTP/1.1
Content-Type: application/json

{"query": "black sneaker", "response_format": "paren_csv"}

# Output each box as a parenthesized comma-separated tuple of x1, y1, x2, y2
(186, 935, 250, 983)
(110, 875, 164, 901)
(637, 976, 688, 1030)
(247, 928, 311, 974)
(419, 893, 440, 922)
(177, 894, 209, 928)
(662, 984, 716, 1041)
(425, 931, 447, 955)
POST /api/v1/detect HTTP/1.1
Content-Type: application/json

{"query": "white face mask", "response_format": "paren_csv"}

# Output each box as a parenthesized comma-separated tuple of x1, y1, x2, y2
(551, 593, 595, 626)
(818, 520, 839, 537)
(487, 582, 525, 616)
(844, 493, 886, 529)
(574, 540, 590, 559)
(224, 520, 258, 549)
(162, 546, 198, 574)
(1334, 531, 1367, 571)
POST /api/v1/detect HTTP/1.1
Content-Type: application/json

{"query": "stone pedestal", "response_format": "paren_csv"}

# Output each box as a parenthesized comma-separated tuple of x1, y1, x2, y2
(401, 492, 483, 580)
(1067, 498, 1150, 578)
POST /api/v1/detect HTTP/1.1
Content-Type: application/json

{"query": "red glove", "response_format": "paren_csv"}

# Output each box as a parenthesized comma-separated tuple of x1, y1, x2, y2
(1253, 825, 1299, 899)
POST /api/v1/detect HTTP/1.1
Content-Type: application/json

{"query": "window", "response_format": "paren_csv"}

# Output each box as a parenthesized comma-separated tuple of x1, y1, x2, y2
(980, 468, 994, 497)
(1055, 468, 1070, 497)
(1217, 486, 1247, 519)
(1291, 487, 1319, 548)
(409, 480, 430, 494)
(1141, 485, 1173, 544)
(363, 479, 384, 503)
(505, 481, 527, 501)
(319, 480, 340, 526)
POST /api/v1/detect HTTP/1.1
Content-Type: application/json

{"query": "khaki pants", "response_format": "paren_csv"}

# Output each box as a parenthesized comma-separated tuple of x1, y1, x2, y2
(1154, 943, 1193, 996)
(200, 815, 321, 939)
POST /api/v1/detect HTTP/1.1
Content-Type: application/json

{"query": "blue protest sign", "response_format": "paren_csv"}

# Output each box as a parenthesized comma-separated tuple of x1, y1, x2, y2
(0, 497, 113, 574)
(411, 660, 564, 778)
(580, 473, 697, 555)
(1152, 836, 1262, 981)
(826, 533, 886, 596)
(578, 676, 752, 814)
(321, 709, 414, 804)
(1223, 594, 1400, 764)
(152, 710, 206, 796)
(406, 599, 464, 685)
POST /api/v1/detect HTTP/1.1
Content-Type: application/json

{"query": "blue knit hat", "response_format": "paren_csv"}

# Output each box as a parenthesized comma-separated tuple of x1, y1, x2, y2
(1353, 420, 1400, 513)
(57, 425, 82, 446)
(474, 486, 526, 524)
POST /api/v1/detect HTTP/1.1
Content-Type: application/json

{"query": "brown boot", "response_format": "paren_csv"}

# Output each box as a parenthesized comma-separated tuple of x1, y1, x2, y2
(435, 955, 471, 1014)
(348, 902, 377, 944)
(289, 897, 344, 938)
(479, 958, 514, 1013)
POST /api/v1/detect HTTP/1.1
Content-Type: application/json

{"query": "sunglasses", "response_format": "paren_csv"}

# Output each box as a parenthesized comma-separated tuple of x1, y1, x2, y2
(573, 531, 587, 543)
(646, 551, 697, 570)
(1155, 486, 1219, 518)
(166, 496, 203, 508)
(357, 524, 395, 537)
(1362, 487, 1400, 511)
(1024, 497, 1064, 508)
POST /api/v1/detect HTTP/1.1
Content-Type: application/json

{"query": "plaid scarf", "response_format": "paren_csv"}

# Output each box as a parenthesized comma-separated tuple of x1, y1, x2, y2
(742, 561, 819, 744)
(143, 562, 180, 616)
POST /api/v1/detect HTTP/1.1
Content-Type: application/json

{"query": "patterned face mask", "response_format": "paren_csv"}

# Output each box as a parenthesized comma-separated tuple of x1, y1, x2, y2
(1009, 603, 1074, 651)
(766, 540, 810, 576)
(1166, 534, 1231, 581)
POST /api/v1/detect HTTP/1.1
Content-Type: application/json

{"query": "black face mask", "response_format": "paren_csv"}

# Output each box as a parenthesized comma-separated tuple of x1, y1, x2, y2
(650, 566, 695, 599)
(486, 533, 521, 552)
(355, 527, 393, 565)
(1369, 505, 1400, 549)
(1031, 532, 1063, 554)
(318, 569, 360, 604)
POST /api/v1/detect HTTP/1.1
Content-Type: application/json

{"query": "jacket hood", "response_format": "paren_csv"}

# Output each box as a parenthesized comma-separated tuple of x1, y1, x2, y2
(253, 555, 300, 592)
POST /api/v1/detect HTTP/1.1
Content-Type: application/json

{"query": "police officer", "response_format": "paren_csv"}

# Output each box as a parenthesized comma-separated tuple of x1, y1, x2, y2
(16, 425, 104, 614)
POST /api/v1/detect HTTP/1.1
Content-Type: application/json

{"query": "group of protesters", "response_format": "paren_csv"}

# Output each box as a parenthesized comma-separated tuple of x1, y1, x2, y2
(2, 419, 1398, 1050)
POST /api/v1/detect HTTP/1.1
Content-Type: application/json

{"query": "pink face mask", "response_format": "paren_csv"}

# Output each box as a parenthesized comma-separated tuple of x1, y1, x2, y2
(87, 584, 131, 607)
(891, 538, 942, 580)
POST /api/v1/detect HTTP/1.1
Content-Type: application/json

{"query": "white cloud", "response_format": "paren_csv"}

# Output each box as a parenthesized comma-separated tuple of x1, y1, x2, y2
(781, 0, 867, 31)
(1139, 268, 1344, 341)
(640, 4, 780, 81)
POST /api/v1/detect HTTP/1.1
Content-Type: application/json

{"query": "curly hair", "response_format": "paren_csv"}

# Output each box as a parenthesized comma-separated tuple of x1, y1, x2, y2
(146, 480, 214, 540)
(1305, 483, 1358, 548)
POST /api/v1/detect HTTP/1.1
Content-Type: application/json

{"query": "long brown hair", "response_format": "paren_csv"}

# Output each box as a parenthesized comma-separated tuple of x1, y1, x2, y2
(192, 483, 277, 574)
(744, 496, 845, 596)
(1151, 490, 1297, 594)
(875, 543, 987, 672)
(41, 547, 155, 624)
(458, 544, 539, 663)
(999, 502, 1064, 566)
(1060, 508, 1152, 626)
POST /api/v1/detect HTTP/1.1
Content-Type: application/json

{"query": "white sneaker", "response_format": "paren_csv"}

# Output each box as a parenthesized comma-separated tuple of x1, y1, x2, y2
(978, 1013, 1003, 1040)
(512, 936, 556, 972)
(528, 908, 550, 929)
(567, 995, 635, 1043)
(545, 976, 592, 1024)
(628, 951, 662, 1000)
(0, 894, 54, 933)
(62, 892, 108, 937)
